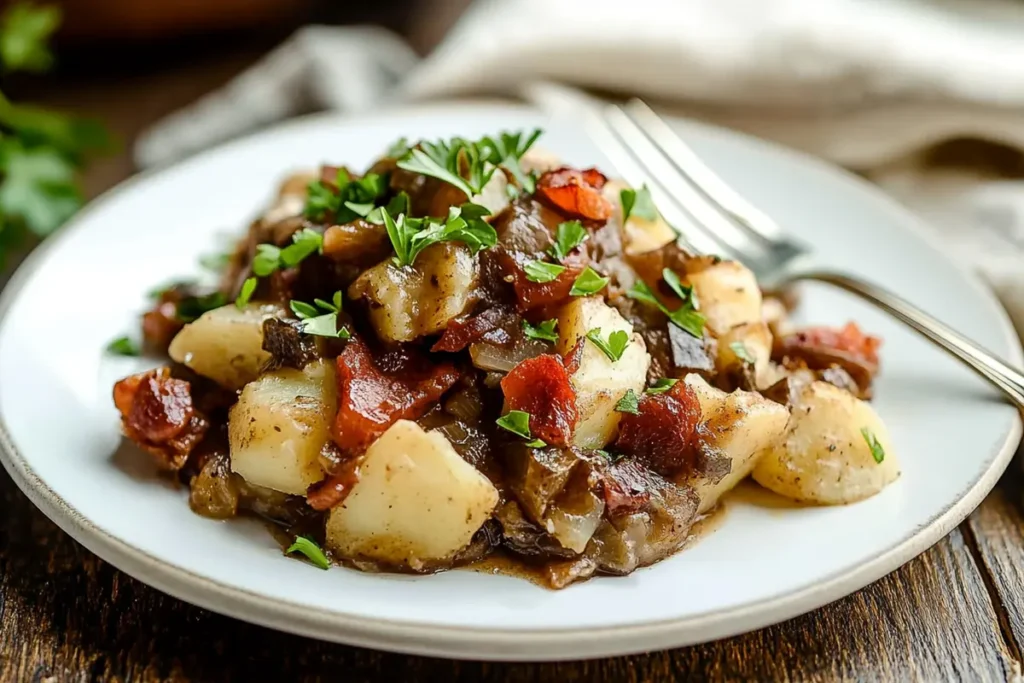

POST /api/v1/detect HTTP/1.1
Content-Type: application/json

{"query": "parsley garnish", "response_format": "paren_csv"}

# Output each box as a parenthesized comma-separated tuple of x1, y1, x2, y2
(382, 203, 497, 267)
(106, 336, 139, 356)
(386, 137, 411, 159)
(397, 138, 493, 198)
(304, 169, 388, 223)
(251, 229, 324, 277)
(176, 292, 228, 323)
(522, 319, 558, 343)
(479, 129, 543, 193)
(646, 378, 678, 394)
(586, 328, 630, 362)
(548, 220, 588, 262)
(495, 410, 546, 447)
(620, 184, 658, 224)
(627, 268, 705, 338)
(730, 341, 755, 364)
(524, 260, 566, 283)
(365, 192, 410, 225)
(615, 389, 640, 415)
(861, 428, 885, 464)
(252, 244, 282, 277)
(570, 267, 609, 296)
(286, 536, 330, 570)
(235, 277, 257, 310)
(290, 292, 350, 339)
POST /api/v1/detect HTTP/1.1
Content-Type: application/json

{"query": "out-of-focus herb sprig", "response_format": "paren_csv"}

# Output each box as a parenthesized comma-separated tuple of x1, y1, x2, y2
(0, 3, 113, 269)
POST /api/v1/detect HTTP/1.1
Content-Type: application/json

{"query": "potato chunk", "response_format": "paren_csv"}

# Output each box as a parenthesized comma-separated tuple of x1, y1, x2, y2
(325, 420, 499, 567)
(348, 243, 478, 342)
(603, 179, 676, 256)
(168, 303, 284, 390)
(752, 381, 900, 504)
(228, 360, 337, 495)
(716, 321, 774, 389)
(556, 296, 651, 449)
(687, 260, 762, 335)
(684, 375, 789, 512)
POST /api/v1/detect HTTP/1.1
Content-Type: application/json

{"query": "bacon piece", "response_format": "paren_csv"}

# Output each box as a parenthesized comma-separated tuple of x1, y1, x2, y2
(501, 249, 589, 313)
(614, 381, 700, 477)
(561, 336, 586, 375)
(306, 450, 362, 511)
(432, 307, 513, 353)
(113, 368, 209, 471)
(776, 321, 881, 396)
(783, 322, 881, 365)
(535, 166, 613, 222)
(500, 355, 578, 447)
(334, 338, 459, 455)
(141, 301, 183, 353)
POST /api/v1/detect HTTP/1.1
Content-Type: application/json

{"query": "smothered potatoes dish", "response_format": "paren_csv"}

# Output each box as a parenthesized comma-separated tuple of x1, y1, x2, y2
(110, 130, 898, 588)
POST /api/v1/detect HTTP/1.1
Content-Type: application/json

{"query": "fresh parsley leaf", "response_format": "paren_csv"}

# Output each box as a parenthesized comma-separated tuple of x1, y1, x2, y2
(304, 177, 339, 221)
(586, 328, 630, 362)
(304, 170, 388, 223)
(0, 3, 60, 73)
(661, 268, 695, 305)
(646, 378, 679, 394)
(620, 184, 657, 224)
(386, 136, 411, 159)
(570, 267, 609, 296)
(627, 277, 706, 338)
(615, 389, 640, 415)
(365, 192, 409, 225)
(176, 292, 227, 323)
(861, 427, 885, 464)
(302, 313, 348, 338)
(235, 277, 257, 310)
(480, 129, 543, 193)
(314, 290, 343, 314)
(106, 336, 139, 356)
(398, 138, 494, 198)
(290, 300, 320, 319)
(522, 318, 558, 343)
(343, 201, 375, 217)
(280, 228, 323, 267)
(286, 536, 330, 570)
(595, 449, 611, 460)
(523, 259, 565, 283)
(525, 438, 547, 448)
(730, 341, 755, 364)
(252, 244, 282, 277)
(548, 220, 588, 262)
(496, 410, 534, 441)
(383, 204, 497, 267)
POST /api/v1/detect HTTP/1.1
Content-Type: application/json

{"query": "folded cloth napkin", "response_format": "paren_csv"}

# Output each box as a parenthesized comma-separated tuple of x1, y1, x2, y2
(135, 0, 1024, 339)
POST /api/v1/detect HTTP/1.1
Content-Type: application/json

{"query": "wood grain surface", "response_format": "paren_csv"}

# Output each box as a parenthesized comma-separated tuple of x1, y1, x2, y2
(3, 26, 1024, 683)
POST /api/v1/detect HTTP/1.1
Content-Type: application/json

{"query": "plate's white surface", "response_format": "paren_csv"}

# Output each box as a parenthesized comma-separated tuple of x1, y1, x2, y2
(0, 103, 1020, 661)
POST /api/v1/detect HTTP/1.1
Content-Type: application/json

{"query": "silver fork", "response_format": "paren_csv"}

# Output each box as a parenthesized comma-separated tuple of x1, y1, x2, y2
(529, 85, 1024, 407)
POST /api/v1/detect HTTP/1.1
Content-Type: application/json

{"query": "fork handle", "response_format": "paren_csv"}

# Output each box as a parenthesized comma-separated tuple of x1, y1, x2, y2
(793, 271, 1024, 408)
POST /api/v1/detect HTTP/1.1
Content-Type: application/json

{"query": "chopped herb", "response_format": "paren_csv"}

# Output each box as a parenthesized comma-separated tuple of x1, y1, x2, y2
(586, 327, 630, 362)
(397, 138, 494, 198)
(646, 378, 679, 394)
(386, 136, 411, 159)
(595, 449, 611, 460)
(522, 318, 558, 343)
(548, 220, 588, 262)
(106, 336, 139, 356)
(290, 300, 320, 319)
(626, 271, 705, 338)
(615, 389, 640, 415)
(235, 277, 257, 309)
(496, 410, 534, 441)
(480, 129, 543, 193)
(304, 169, 388, 223)
(570, 267, 609, 296)
(289, 293, 349, 338)
(525, 438, 547, 448)
(252, 244, 282, 277)
(280, 228, 323, 267)
(861, 428, 885, 464)
(176, 292, 228, 322)
(382, 203, 497, 268)
(523, 259, 566, 283)
(286, 536, 330, 570)
(313, 290, 343, 314)
(365, 192, 410, 225)
(620, 184, 658, 224)
(730, 341, 755, 364)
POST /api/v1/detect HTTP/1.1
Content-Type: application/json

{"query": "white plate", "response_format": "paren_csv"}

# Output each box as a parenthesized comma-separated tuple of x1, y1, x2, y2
(0, 102, 1020, 661)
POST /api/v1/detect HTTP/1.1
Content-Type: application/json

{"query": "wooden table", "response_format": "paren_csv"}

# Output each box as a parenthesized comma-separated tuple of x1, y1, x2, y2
(3, 39, 1024, 683)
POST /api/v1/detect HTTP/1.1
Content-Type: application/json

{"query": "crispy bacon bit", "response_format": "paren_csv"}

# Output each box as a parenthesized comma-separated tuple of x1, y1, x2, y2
(776, 322, 881, 396)
(536, 167, 613, 222)
(334, 338, 459, 455)
(113, 368, 209, 471)
(784, 322, 881, 365)
(500, 355, 578, 447)
(599, 458, 653, 516)
(432, 307, 513, 352)
(307, 453, 362, 511)
(614, 381, 700, 476)
(502, 250, 589, 312)
(561, 336, 586, 375)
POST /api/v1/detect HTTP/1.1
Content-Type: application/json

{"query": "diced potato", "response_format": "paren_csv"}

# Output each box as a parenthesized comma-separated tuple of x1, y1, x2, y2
(228, 360, 337, 495)
(688, 260, 762, 335)
(471, 170, 510, 216)
(520, 145, 561, 175)
(685, 375, 789, 512)
(752, 381, 900, 504)
(603, 179, 676, 256)
(556, 296, 651, 449)
(169, 303, 284, 390)
(716, 321, 774, 389)
(325, 420, 499, 567)
(348, 243, 478, 342)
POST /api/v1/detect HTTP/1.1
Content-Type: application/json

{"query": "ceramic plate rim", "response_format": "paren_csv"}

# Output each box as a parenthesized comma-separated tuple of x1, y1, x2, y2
(0, 101, 1020, 661)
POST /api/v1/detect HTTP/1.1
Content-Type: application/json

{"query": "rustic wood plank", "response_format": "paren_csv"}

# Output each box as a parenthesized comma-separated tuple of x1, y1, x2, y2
(0, 470, 1015, 682)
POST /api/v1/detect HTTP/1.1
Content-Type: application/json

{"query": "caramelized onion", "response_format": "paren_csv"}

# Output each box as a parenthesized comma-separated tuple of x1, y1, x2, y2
(469, 338, 549, 372)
